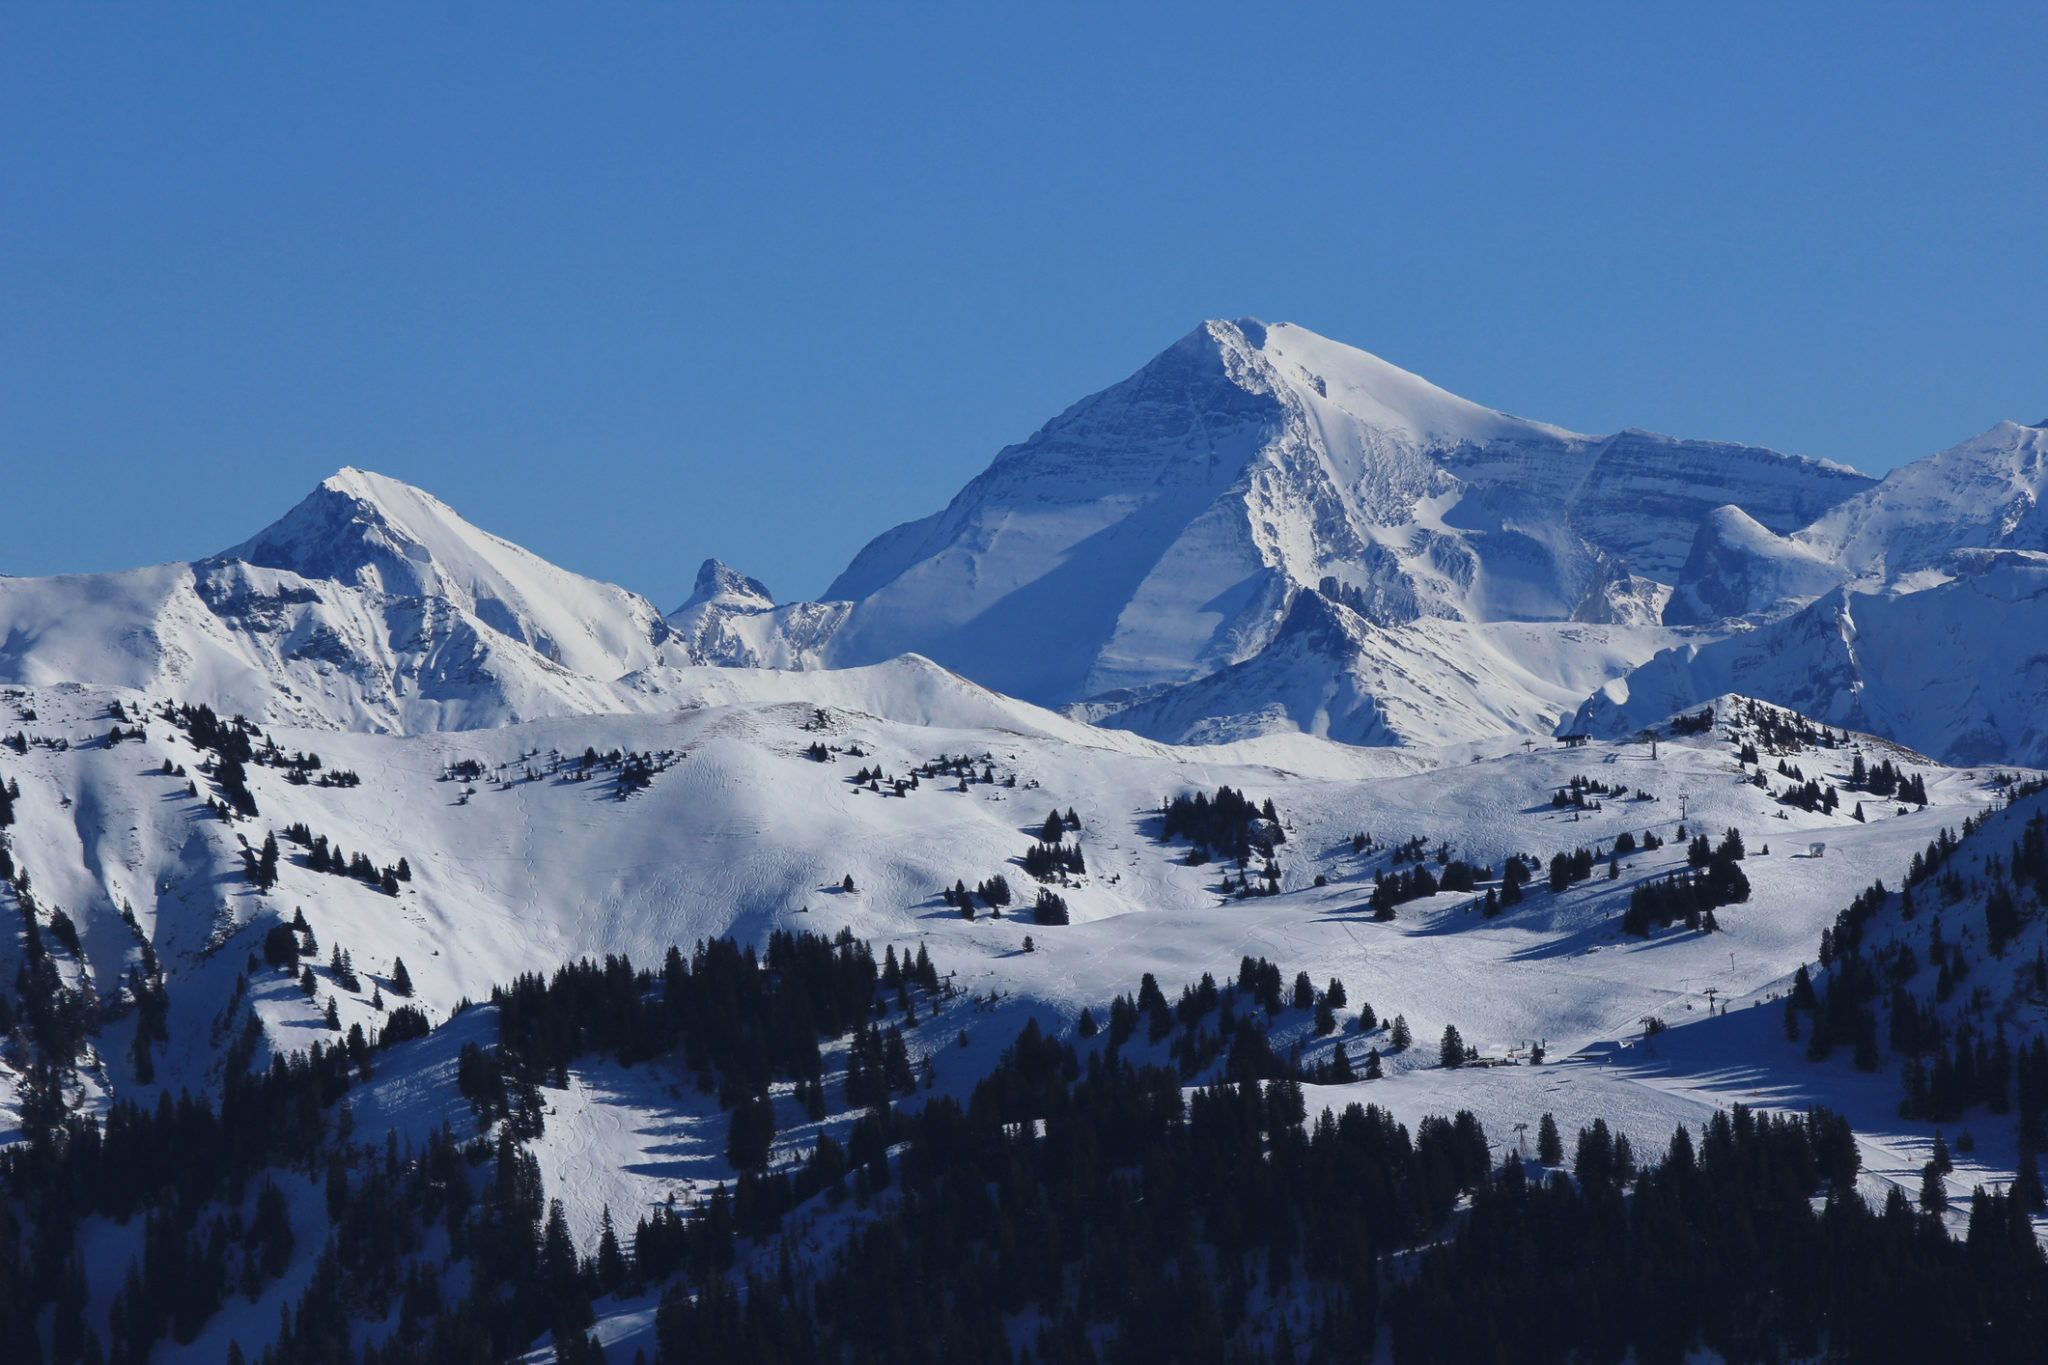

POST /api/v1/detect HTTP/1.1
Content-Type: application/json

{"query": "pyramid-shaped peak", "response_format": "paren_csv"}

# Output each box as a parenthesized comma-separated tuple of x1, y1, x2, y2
(1172, 317, 1586, 446)
(679, 558, 775, 613)
(318, 466, 461, 516)
(222, 468, 520, 596)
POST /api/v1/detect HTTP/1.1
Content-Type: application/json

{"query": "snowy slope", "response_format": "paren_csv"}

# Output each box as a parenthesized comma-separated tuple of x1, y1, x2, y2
(0, 672, 2013, 1144)
(2, 667, 2039, 1359)
(1097, 588, 1679, 747)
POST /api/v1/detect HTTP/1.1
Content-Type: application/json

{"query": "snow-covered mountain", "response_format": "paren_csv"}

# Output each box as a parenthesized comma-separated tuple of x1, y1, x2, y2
(1664, 420, 2048, 625)
(0, 469, 713, 733)
(1795, 418, 2048, 582)
(2, 323, 2039, 775)
(1587, 420, 2048, 763)
(662, 558, 848, 670)
(1660, 504, 1848, 626)
(1574, 551, 2048, 766)
(815, 319, 1871, 710)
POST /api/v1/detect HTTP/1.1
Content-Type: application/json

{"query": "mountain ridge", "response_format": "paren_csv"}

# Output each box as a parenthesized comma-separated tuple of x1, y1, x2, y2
(0, 318, 2040, 769)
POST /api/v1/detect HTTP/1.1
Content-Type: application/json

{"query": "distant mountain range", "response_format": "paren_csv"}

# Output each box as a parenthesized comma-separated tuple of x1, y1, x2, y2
(3, 318, 2043, 763)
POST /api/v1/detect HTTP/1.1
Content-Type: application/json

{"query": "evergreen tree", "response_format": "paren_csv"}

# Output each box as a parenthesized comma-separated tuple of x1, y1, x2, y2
(1537, 1112, 1564, 1165)
(2015, 1144, 2046, 1213)
(391, 957, 413, 997)
(1440, 1025, 1466, 1069)
(725, 1094, 775, 1171)
(1919, 1162, 1949, 1213)
(257, 833, 279, 891)
(596, 1206, 627, 1294)
(1390, 1015, 1412, 1052)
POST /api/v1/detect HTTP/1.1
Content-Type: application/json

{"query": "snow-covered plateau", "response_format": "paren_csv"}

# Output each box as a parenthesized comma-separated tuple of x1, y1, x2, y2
(3, 319, 2047, 1363)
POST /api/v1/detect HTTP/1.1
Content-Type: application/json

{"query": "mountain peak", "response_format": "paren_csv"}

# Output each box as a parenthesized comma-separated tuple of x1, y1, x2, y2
(1194, 316, 1586, 446)
(222, 468, 509, 599)
(679, 558, 775, 613)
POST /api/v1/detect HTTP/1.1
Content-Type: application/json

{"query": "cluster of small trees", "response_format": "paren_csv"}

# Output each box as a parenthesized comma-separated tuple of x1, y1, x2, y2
(280, 822, 410, 895)
(1551, 773, 1621, 809)
(1160, 786, 1283, 867)
(1668, 707, 1715, 735)
(1620, 828, 1750, 935)
(942, 874, 1011, 917)
(921, 751, 1008, 788)
(1852, 752, 1929, 803)
(1023, 840, 1086, 880)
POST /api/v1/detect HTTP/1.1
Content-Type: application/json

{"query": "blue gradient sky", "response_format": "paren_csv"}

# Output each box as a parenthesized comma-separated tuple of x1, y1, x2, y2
(4, 4, 2043, 606)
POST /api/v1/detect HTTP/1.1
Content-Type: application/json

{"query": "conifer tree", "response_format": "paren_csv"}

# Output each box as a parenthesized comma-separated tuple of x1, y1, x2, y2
(596, 1206, 627, 1293)
(2015, 1144, 2046, 1213)
(257, 833, 279, 891)
(1537, 1112, 1564, 1165)
(1919, 1162, 1949, 1213)
(1440, 1025, 1466, 1069)
(1390, 1015, 1412, 1052)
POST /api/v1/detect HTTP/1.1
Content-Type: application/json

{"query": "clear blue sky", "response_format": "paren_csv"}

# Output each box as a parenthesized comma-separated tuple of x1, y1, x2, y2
(4, 4, 2043, 606)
